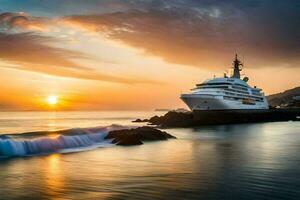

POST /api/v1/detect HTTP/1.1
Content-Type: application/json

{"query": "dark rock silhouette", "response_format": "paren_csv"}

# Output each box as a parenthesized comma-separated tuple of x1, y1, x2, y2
(105, 126, 176, 146)
(148, 111, 195, 127)
(267, 87, 300, 108)
(111, 134, 143, 146)
(132, 118, 149, 123)
(145, 109, 300, 127)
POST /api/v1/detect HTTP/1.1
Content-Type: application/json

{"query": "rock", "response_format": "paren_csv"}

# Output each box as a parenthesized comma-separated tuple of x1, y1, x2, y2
(132, 119, 142, 122)
(132, 118, 148, 123)
(148, 111, 195, 127)
(148, 115, 161, 124)
(147, 109, 300, 127)
(112, 135, 143, 146)
(267, 86, 300, 108)
(105, 126, 176, 146)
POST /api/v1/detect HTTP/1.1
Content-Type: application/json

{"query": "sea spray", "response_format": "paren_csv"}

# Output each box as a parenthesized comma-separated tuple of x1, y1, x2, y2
(0, 124, 128, 157)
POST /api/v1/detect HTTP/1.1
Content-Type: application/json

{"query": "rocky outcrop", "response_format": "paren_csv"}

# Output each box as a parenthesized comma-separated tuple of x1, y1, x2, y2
(105, 126, 176, 146)
(132, 118, 149, 123)
(267, 87, 300, 107)
(148, 111, 195, 127)
(143, 109, 300, 127)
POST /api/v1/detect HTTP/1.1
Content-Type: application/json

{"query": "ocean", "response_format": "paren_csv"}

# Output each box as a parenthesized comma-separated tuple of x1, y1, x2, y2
(0, 111, 300, 200)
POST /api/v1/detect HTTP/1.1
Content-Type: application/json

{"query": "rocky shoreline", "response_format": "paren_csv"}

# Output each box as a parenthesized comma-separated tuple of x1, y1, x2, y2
(134, 108, 300, 128)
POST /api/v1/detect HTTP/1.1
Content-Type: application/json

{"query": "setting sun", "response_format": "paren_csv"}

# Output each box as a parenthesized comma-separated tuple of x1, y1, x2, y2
(47, 95, 58, 105)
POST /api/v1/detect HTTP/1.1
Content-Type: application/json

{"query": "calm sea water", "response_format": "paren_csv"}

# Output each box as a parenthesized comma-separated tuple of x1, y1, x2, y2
(0, 111, 162, 134)
(0, 111, 300, 200)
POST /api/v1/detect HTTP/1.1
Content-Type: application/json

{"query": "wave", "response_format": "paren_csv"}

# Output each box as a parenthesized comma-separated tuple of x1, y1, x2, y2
(0, 124, 129, 158)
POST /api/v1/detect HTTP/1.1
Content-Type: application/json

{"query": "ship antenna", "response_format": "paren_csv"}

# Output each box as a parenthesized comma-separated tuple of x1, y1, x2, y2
(232, 54, 242, 79)
(242, 54, 245, 71)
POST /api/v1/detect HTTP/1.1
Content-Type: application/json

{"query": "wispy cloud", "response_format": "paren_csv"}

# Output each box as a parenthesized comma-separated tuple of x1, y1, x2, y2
(0, 12, 51, 31)
(4, 1, 300, 69)
(61, 2, 300, 69)
(0, 11, 160, 85)
(0, 32, 87, 69)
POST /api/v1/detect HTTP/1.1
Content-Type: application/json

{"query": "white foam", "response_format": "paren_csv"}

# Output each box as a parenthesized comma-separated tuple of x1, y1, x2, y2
(0, 125, 126, 157)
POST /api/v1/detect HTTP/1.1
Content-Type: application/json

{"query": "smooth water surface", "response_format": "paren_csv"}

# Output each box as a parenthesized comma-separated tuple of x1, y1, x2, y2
(0, 111, 161, 134)
(0, 111, 300, 200)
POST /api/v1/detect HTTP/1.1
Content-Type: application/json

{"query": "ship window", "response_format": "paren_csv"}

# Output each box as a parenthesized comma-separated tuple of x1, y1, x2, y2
(197, 82, 232, 87)
(251, 90, 261, 95)
(198, 86, 228, 89)
(232, 85, 248, 91)
(226, 88, 249, 94)
(223, 96, 239, 101)
(234, 83, 248, 88)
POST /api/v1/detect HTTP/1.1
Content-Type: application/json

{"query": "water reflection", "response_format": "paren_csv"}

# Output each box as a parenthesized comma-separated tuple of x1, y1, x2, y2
(0, 122, 300, 199)
(0, 111, 165, 134)
(46, 112, 58, 132)
(45, 154, 65, 199)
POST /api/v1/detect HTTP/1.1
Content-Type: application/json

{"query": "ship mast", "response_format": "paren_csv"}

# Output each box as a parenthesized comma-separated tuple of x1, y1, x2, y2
(231, 54, 242, 79)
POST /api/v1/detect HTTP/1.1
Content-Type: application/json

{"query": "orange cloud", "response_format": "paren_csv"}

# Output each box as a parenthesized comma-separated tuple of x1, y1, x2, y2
(0, 32, 158, 84)
(62, 9, 300, 69)
(0, 12, 51, 32)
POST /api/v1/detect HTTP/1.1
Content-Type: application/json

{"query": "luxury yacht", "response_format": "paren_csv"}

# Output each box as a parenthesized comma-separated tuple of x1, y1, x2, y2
(181, 55, 269, 111)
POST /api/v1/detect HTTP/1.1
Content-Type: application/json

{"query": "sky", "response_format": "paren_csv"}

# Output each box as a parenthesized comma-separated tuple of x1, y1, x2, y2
(0, 0, 299, 111)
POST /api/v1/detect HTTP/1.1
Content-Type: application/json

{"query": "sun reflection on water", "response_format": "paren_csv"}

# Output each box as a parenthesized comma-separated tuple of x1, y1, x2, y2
(46, 112, 58, 131)
(45, 154, 65, 199)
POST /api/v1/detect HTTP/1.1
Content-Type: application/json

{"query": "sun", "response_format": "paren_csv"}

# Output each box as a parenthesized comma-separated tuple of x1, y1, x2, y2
(47, 95, 58, 105)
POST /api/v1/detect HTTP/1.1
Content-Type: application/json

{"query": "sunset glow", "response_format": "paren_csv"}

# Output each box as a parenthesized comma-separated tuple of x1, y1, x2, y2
(0, 1, 299, 111)
(0, 1, 300, 200)
(47, 96, 58, 105)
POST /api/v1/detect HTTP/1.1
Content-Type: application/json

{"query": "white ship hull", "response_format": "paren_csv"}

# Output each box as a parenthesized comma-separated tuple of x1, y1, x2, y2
(181, 94, 269, 111)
